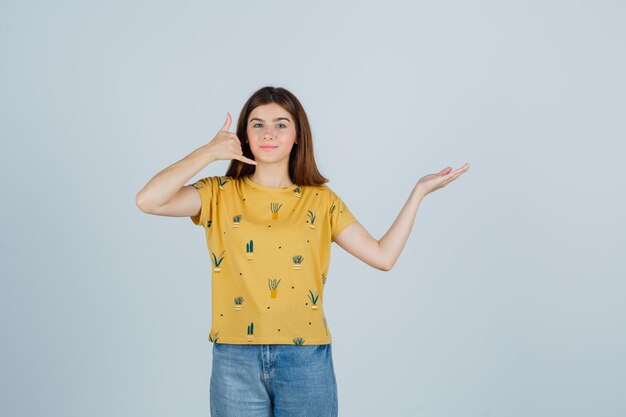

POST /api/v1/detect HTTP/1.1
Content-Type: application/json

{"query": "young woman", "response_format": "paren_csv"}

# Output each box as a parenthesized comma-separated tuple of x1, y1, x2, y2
(136, 86, 470, 417)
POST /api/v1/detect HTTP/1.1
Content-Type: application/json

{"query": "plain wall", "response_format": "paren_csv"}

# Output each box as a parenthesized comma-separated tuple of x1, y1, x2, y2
(1, 1, 624, 416)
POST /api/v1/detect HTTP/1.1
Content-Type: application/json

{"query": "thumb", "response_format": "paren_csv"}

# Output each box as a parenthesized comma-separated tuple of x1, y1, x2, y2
(235, 155, 257, 165)
(220, 112, 232, 132)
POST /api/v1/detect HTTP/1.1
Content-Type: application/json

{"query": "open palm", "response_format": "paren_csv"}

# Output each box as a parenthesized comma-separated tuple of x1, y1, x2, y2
(416, 163, 471, 196)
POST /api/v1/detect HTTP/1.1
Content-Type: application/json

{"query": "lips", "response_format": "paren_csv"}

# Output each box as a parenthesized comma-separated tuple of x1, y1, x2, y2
(260, 146, 277, 151)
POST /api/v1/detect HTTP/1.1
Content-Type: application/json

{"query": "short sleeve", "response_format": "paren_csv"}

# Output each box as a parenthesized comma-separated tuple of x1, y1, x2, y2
(190, 176, 213, 227)
(329, 188, 358, 243)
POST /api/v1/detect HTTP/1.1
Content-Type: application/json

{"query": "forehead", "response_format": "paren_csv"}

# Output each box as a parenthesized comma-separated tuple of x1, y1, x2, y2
(249, 103, 290, 119)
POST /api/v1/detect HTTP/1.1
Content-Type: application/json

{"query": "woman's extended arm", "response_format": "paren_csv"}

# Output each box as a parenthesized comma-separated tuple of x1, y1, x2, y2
(334, 163, 470, 271)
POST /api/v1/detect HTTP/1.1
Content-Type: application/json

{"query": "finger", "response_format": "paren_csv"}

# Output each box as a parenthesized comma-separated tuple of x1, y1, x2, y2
(440, 168, 454, 178)
(452, 165, 470, 177)
(454, 163, 470, 173)
(444, 170, 465, 185)
(446, 164, 469, 177)
(220, 112, 232, 132)
(235, 155, 257, 165)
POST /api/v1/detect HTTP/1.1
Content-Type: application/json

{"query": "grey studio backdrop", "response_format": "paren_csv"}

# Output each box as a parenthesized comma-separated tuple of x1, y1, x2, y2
(1, 1, 624, 416)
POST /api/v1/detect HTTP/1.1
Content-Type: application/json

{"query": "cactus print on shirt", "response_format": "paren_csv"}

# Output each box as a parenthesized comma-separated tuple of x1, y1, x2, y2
(190, 175, 358, 345)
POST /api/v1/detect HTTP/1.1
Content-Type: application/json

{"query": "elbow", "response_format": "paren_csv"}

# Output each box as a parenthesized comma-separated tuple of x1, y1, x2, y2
(380, 260, 394, 272)
(135, 192, 151, 213)
(376, 244, 394, 271)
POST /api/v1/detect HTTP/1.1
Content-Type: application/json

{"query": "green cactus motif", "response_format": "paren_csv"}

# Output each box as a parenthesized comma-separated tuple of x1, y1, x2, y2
(293, 187, 302, 198)
(234, 296, 244, 311)
(330, 203, 336, 215)
(245, 239, 254, 259)
(212, 250, 225, 272)
(307, 289, 320, 310)
(217, 176, 229, 190)
(247, 322, 254, 341)
(292, 255, 304, 270)
(270, 202, 283, 219)
(321, 273, 327, 286)
(307, 209, 317, 228)
(206, 220, 212, 228)
(232, 214, 243, 227)
(292, 337, 305, 345)
(209, 331, 219, 343)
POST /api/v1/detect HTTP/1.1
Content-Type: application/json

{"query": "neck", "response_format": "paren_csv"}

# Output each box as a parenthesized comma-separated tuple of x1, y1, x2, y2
(249, 166, 293, 188)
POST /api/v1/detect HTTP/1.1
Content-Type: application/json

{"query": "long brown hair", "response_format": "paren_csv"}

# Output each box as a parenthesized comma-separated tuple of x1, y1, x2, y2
(224, 86, 329, 186)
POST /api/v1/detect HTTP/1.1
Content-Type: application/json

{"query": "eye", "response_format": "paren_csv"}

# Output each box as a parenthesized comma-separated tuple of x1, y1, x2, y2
(252, 123, 287, 128)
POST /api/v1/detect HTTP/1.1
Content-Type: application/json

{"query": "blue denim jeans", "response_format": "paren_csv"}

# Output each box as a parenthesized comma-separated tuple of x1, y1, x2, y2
(210, 343, 338, 417)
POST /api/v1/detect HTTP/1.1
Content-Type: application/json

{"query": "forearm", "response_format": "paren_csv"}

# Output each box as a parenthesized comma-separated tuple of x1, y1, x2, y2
(135, 146, 216, 210)
(377, 187, 426, 270)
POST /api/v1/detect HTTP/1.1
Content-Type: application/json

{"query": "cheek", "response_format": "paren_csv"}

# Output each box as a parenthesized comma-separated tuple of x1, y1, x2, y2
(279, 130, 296, 143)
(281, 143, 295, 155)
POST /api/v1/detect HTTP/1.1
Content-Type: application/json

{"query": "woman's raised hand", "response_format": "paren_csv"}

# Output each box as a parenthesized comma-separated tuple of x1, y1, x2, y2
(205, 113, 257, 165)
(415, 163, 471, 197)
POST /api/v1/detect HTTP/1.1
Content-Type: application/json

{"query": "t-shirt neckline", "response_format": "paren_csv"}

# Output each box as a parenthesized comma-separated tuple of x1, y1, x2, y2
(243, 175, 299, 193)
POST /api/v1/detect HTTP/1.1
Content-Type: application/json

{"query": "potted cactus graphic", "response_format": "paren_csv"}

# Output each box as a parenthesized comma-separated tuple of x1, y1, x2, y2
(206, 220, 212, 228)
(217, 176, 229, 190)
(232, 214, 243, 227)
(247, 322, 254, 342)
(246, 239, 254, 260)
(293, 187, 302, 198)
(292, 255, 304, 270)
(268, 278, 281, 298)
(307, 289, 320, 310)
(209, 331, 219, 343)
(270, 202, 282, 219)
(307, 209, 317, 229)
(330, 203, 336, 215)
(234, 296, 244, 311)
(321, 273, 327, 286)
(292, 337, 305, 345)
(212, 250, 225, 272)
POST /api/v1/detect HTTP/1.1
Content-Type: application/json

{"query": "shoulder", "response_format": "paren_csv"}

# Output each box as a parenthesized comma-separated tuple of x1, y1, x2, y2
(304, 183, 335, 197)
(312, 183, 341, 198)
(200, 175, 238, 186)
(191, 175, 238, 193)
(305, 182, 333, 192)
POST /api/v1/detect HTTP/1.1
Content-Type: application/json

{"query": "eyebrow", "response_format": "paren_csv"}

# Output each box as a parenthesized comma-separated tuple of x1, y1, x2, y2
(249, 117, 291, 123)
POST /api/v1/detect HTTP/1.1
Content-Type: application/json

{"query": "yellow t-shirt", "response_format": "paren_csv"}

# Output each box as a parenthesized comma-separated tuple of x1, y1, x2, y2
(190, 174, 357, 345)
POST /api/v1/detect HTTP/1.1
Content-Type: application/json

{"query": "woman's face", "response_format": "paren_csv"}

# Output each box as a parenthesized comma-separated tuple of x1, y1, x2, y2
(246, 103, 297, 163)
